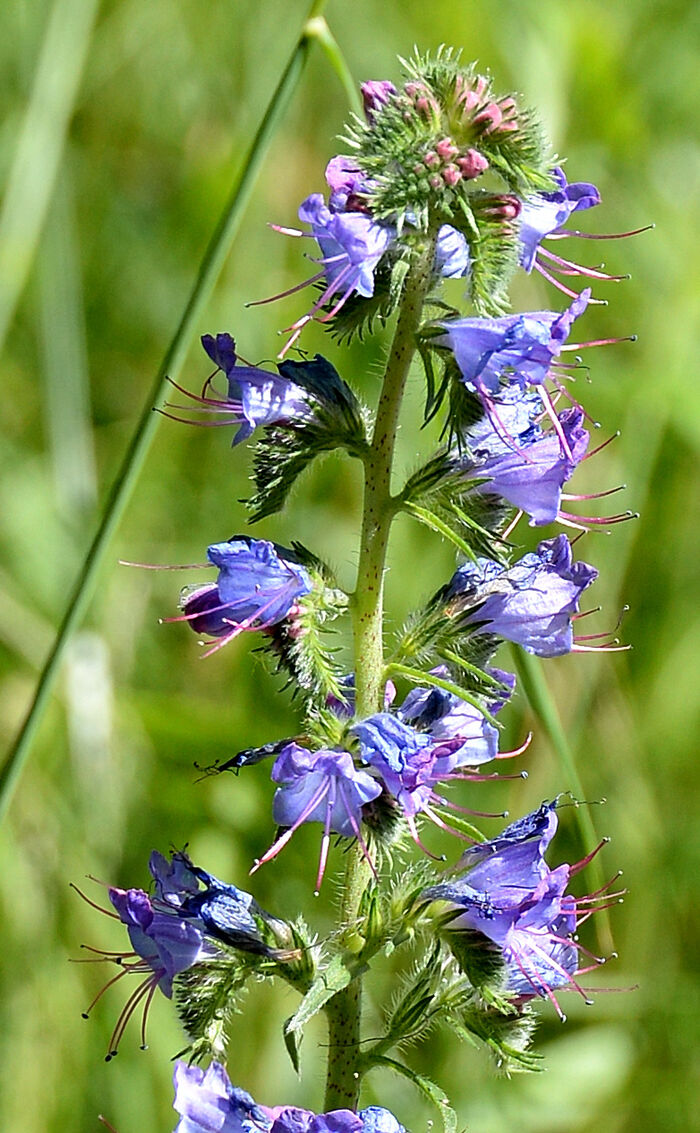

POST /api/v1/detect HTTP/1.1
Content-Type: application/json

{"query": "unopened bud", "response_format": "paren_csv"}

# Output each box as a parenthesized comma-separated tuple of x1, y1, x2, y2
(458, 148, 489, 179)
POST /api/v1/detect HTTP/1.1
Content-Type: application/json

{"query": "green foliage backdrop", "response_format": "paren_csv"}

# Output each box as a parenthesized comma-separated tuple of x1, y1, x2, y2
(0, 1, 698, 1130)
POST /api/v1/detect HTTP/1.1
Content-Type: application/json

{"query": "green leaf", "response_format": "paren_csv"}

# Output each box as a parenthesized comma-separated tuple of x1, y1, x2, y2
(370, 1056, 458, 1133)
(285, 953, 363, 1041)
(283, 1016, 302, 1075)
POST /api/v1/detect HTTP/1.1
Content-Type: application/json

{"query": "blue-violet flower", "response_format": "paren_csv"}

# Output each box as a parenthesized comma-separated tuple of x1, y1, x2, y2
(446, 534, 597, 656)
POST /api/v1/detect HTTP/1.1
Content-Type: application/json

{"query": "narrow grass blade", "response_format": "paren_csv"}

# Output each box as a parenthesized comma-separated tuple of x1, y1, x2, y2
(0, 0, 337, 823)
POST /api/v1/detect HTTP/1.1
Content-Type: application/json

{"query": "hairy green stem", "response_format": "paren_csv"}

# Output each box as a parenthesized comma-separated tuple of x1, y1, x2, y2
(352, 234, 438, 720)
(324, 233, 437, 1112)
(0, 0, 334, 823)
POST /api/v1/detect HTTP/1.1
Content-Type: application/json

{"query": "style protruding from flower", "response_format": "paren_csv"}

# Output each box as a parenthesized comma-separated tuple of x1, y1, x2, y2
(271, 156, 470, 355)
(444, 534, 598, 657)
(252, 743, 382, 893)
(172, 1061, 408, 1133)
(424, 801, 623, 1018)
(173, 537, 312, 657)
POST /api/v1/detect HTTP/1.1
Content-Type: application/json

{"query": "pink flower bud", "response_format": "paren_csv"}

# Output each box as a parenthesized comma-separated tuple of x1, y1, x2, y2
(443, 165, 462, 187)
(436, 137, 459, 159)
(457, 149, 489, 179)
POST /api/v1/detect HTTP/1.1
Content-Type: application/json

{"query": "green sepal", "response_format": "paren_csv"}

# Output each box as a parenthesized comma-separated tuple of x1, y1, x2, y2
(283, 1016, 302, 1075)
(246, 356, 368, 523)
(367, 1055, 458, 1133)
(441, 928, 513, 1010)
(173, 954, 261, 1063)
(447, 1003, 542, 1074)
(263, 546, 348, 705)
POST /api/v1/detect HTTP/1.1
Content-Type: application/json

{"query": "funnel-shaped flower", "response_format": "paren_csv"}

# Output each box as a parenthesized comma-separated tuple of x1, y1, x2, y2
(519, 169, 601, 272)
(433, 290, 589, 394)
(464, 390, 589, 525)
(425, 802, 615, 1015)
(180, 538, 311, 647)
(447, 535, 597, 656)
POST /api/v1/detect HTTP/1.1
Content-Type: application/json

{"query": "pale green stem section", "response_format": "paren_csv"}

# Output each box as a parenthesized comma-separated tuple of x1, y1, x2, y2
(513, 647, 614, 953)
(0, 0, 334, 823)
(324, 233, 437, 1112)
(0, 0, 101, 356)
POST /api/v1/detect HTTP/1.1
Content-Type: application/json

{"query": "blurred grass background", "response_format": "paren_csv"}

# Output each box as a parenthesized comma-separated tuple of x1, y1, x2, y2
(0, 0, 698, 1130)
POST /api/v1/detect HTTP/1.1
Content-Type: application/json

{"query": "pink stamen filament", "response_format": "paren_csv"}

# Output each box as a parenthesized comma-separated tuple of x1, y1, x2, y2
(562, 486, 626, 501)
(119, 560, 209, 571)
(107, 974, 156, 1058)
(248, 266, 328, 307)
(315, 780, 335, 894)
(82, 967, 132, 1017)
(584, 431, 620, 459)
(164, 375, 236, 409)
(538, 246, 629, 282)
(534, 260, 606, 304)
(548, 224, 654, 240)
(572, 642, 631, 653)
(70, 883, 121, 918)
(561, 335, 637, 351)
(431, 794, 507, 819)
(569, 838, 610, 875)
(525, 936, 593, 1002)
(423, 804, 480, 841)
(510, 949, 566, 1020)
(502, 510, 524, 541)
(539, 386, 574, 461)
(405, 814, 446, 860)
(250, 778, 332, 873)
(496, 732, 533, 760)
(337, 781, 377, 880)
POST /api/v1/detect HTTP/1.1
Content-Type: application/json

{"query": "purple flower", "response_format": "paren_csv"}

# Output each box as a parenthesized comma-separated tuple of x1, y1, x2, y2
(299, 193, 394, 301)
(198, 333, 311, 444)
(519, 168, 601, 272)
(173, 1061, 268, 1133)
(433, 290, 590, 394)
(360, 79, 397, 118)
(424, 802, 615, 1016)
(86, 849, 290, 1057)
(107, 885, 205, 998)
(396, 668, 504, 773)
(172, 1062, 407, 1133)
(465, 389, 589, 525)
(447, 535, 598, 656)
(352, 713, 437, 817)
(435, 224, 470, 278)
(254, 744, 382, 890)
(179, 538, 312, 652)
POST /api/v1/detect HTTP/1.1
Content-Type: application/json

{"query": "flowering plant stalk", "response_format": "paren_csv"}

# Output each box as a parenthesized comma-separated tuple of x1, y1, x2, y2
(76, 48, 643, 1131)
